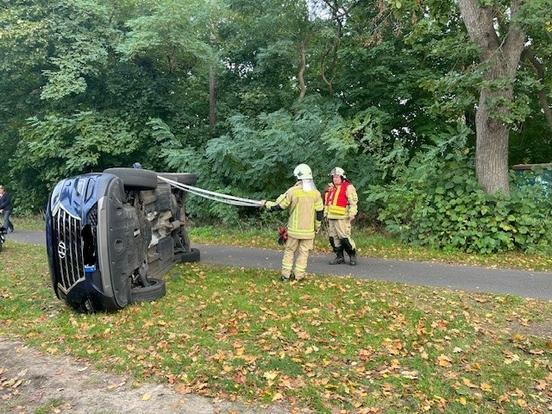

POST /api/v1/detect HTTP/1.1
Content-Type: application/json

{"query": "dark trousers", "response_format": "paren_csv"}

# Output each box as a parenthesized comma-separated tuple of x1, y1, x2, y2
(2, 210, 13, 232)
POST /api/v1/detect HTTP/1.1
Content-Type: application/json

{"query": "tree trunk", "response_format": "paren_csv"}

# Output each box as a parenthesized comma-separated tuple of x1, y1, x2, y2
(475, 87, 512, 194)
(298, 40, 307, 100)
(320, 56, 334, 96)
(209, 65, 217, 130)
(458, 0, 526, 195)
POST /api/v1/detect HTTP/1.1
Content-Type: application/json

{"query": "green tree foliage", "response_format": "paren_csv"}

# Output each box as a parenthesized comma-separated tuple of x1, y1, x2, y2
(1, 0, 551, 253)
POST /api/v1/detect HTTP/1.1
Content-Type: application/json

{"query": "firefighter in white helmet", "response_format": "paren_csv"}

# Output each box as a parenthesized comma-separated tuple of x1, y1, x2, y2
(262, 164, 324, 281)
(324, 167, 358, 265)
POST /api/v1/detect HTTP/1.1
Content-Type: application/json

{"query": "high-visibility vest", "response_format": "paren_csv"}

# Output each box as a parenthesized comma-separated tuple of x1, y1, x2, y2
(325, 181, 350, 217)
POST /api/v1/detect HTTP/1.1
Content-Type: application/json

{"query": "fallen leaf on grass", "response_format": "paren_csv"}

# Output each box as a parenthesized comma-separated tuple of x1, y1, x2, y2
(233, 371, 246, 385)
(503, 351, 520, 365)
(175, 384, 191, 394)
(272, 392, 283, 401)
(462, 378, 478, 389)
(358, 348, 373, 361)
(11, 379, 22, 389)
(516, 398, 528, 408)
(437, 354, 453, 367)
(381, 383, 394, 396)
(263, 371, 278, 381)
(400, 370, 419, 380)
(534, 380, 547, 391)
(107, 381, 126, 390)
(480, 382, 492, 393)
(357, 408, 382, 414)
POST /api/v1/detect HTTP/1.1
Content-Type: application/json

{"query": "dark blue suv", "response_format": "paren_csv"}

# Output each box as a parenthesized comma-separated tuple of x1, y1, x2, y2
(46, 168, 199, 312)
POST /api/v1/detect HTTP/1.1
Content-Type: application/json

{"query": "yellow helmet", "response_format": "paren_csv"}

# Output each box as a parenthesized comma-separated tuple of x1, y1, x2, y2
(293, 163, 313, 180)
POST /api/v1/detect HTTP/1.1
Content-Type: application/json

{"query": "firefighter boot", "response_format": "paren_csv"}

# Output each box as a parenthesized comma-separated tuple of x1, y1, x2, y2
(329, 244, 345, 265)
(348, 249, 357, 266)
(341, 238, 357, 266)
(329, 236, 337, 253)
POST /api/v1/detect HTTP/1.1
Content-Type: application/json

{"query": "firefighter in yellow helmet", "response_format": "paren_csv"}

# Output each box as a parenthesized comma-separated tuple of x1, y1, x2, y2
(324, 167, 358, 265)
(263, 164, 324, 282)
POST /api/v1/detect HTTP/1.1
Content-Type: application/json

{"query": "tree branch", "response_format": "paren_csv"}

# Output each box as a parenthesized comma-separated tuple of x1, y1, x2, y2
(502, 0, 526, 76)
(458, 0, 500, 60)
(523, 47, 552, 132)
(298, 40, 307, 100)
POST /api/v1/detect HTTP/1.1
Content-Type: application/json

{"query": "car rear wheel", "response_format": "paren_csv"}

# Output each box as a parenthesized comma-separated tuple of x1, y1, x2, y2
(104, 168, 158, 190)
(130, 277, 166, 303)
(181, 247, 200, 263)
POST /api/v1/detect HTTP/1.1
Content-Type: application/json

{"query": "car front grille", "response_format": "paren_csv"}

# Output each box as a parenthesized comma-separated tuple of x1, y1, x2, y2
(53, 206, 85, 294)
(88, 205, 98, 227)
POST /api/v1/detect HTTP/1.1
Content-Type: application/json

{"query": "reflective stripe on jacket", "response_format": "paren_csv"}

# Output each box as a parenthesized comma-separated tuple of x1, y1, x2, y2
(274, 182, 324, 239)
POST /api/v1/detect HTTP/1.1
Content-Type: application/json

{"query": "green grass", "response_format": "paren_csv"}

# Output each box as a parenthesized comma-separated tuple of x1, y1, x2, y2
(34, 399, 65, 414)
(189, 224, 552, 271)
(1, 241, 551, 413)
(11, 214, 44, 232)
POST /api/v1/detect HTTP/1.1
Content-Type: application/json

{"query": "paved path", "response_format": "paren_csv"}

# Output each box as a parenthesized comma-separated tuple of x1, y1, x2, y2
(6, 231, 552, 300)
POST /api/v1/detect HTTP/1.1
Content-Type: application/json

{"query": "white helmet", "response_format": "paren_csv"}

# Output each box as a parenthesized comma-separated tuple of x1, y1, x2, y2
(330, 167, 346, 178)
(293, 163, 313, 180)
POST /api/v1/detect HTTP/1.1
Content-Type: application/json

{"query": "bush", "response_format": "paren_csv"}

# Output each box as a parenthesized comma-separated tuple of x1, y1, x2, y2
(164, 97, 382, 224)
(368, 125, 552, 254)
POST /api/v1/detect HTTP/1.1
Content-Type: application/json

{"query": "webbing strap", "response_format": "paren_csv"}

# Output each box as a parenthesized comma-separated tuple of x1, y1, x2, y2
(158, 176, 264, 207)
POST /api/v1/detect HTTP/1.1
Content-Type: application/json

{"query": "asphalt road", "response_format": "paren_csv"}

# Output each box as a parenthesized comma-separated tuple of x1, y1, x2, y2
(6, 230, 552, 300)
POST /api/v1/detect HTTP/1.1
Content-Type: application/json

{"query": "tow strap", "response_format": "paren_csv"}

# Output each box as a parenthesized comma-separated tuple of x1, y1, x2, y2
(157, 176, 264, 207)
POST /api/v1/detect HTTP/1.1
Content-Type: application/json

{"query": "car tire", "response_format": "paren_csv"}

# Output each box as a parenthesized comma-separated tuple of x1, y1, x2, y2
(181, 247, 200, 263)
(104, 168, 158, 191)
(158, 173, 198, 186)
(130, 277, 166, 303)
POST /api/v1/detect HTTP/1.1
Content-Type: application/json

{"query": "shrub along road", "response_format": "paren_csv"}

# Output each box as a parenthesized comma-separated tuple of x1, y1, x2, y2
(7, 230, 552, 300)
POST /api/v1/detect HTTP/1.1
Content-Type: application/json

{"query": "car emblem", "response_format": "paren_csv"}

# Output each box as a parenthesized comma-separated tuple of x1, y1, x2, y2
(58, 241, 67, 259)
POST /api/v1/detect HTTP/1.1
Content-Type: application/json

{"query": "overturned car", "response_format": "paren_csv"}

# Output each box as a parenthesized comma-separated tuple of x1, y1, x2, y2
(46, 168, 199, 313)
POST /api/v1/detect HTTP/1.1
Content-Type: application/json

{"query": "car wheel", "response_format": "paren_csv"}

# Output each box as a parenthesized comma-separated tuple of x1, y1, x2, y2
(157, 172, 198, 186)
(104, 168, 158, 190)
(181, 247, 200, 263)
(130, 277, 166, 303)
